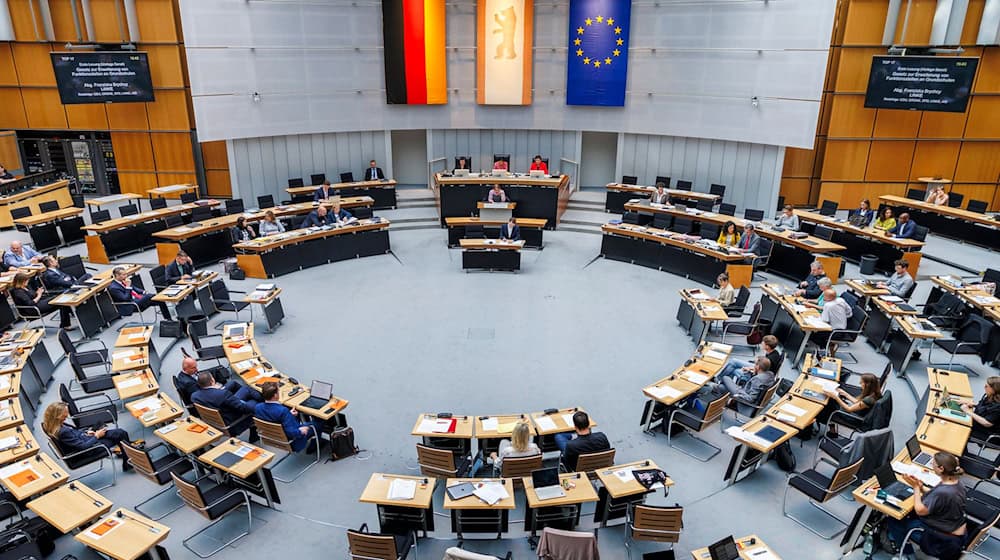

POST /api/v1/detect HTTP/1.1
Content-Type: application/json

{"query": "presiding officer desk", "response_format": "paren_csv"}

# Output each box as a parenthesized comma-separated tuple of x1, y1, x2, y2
(605, 183, 720, 213)
(286, 179, 397, 209)
(82, 201, 221, 264)
(152, 197, 374, 267)
(444, 217, 547, 249)
(233, 218, 391, 278)
(600, 222, 752, 287)
(794, 209, 923, 275)
(879, 194, 1000, 250)
(432, 172, 571, 229)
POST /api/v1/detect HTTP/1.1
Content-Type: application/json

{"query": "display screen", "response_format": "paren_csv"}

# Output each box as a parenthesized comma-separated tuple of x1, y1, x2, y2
(50, 52, 155, 104)
(864, 56, 977, 113)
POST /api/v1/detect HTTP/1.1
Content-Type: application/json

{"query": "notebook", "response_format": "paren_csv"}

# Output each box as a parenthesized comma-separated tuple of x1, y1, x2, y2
(212, 451, 242, 468)
(754, 425, 786, 443)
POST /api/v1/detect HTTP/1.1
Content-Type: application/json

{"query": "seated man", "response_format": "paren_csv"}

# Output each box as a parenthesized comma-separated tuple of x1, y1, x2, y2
(650, 182, 669, 205)
(500, 217, 520, 241)
(108, 266, 171, 319)
(174, 357, 241, 407)
(555, 411, 610, 471)
(329, 203, 355, 226)
(715, 336, 781, 385)
(301, 205, 333, 228)
(254, 382, 323, 452)
(364, 159, 385, 181)
(879, 259, 915, 298)
(803, 277, 833, 309)
(165, 250, 194, 284)
(698, 357, 774, 407)
(486, 184, 508, 203)
(811, 288, 853, 357)
(887, 213, 917, 239)
(313, 180, 335, 202)
(4, 240, 41, 271)
(191, 372, 259, 438)
(41, 255, 91, 292)
(795, 260, 826, 299)
(737, 223, 761, 260)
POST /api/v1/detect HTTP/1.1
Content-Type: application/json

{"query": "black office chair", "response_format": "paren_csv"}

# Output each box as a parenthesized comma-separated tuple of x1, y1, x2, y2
(90, 209, 111, 223)
(782, 458, 864, 539)
(947, 192, 964, 208)
(340, 172, 354, 183)
(813, 225, 835, 240)
(257, 194, 276, 209)
(39, 201, 60, 213)
(906, 188, 925, 201)
(150, 198, 168, 210)
(353, 207, 373, 220)
(224, 199, 245, 215)
(776, 195, 785, 212)
(819, 200, 838, 217)
(59, 383, 116, 430)
(288, 177, 305, 188)
(464, 225, 486, 239)
(751, 239, 774, 281)
(743, 208, 764, 222)
(696, 199, 714, 212)
(9, 207, 31, 233)
(724, 286, 751, 317)
(824, 306, 868, 364)
(922, 292, 968, 331)
(720, 301, 762, 350)
(118, 204, 139, 217)
(709, 184, 726, 199)
(652, 213, 672, 230)
(191, 206, 213, 221)
(58, 254, 94, 280)
(675, 180, 692, 191)
(492, 154, 511, 166)
(842, 362, 892, 399)
(164, 214, 184, 228)
(911, 224, 929, 242)
(622, 211, 641, 225)
(928, 315, 992, 372)
(180, 193, 197, 204)
(655, 175, 671, 187)
(967, 199, 989, 213)
(718, 203, 736, 216)
(621, 175, 638, 185)
(983, 268, 1000, 286)
(172, 472, 253, 558)
(673, 217, 693, 235)
(208, 280, 250, 328)
(455, 156, 472, 169)
(310, 173, 326, 185)
(700, 223, 720, 241)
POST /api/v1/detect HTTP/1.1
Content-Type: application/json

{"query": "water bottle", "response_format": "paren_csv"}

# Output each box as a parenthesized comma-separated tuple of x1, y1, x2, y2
(862, 530, 875, 556)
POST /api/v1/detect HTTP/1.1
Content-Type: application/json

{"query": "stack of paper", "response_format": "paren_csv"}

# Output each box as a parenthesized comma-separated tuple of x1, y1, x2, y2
(561, 413, 575, 428)
(416, 418, 454, 434)
(779, 402, 807, 417)
(473, 482, 509, 505)
(0, 436, 18, 451)
(534, 416, 557, 432)
(880, 295, 903, 303)
(705, 349, 728, 362)
(689, 292, 711, 301)
(683, 370, 708, 384)
(647, 385, 682, 399)
(387, 478, 417, 500)
(892, 461, 941, 487)
(111, 350, 134, 360)
(805, 317, 831, 329)
(233, 445, 254, 458)
(813, 378, 840, 392)
(117, 377, 143, 389)
(132, 397, 162, 412)
(725, 426, 770, 448)
(0, 377, 10, 390)
(481, 417, 499, 432)
(256, 284, 275, 291)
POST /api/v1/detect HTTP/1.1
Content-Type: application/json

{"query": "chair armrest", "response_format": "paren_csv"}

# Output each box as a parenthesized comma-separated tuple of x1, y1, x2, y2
(74, 392, 116, 408)
(72, 338, 108, 352)
(71, 410, 116, 428)
(971, 477, 1000, 494)
(58, 443, 113, 462)
(828, 409, 865, 431)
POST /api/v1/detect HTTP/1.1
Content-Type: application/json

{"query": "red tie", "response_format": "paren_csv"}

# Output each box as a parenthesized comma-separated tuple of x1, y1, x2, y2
(744, 236, 749, 249)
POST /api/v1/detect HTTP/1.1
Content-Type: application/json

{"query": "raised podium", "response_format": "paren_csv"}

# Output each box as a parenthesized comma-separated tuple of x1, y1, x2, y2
(477, 201, 515, 222)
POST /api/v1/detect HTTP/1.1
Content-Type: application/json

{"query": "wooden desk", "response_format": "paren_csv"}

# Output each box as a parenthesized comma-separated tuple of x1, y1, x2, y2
(147, 183, 198, 199)
(358, 472, 437, 534)
(151, 284, 195, 304)
(872, 296, 919, 316)
(46, 276, 121, 339)
(889, 315, 944, 376)
(82, 201, 219, 264)
(0, 426, 37, 464)
(434, 173, 570, 228)
(474, 414, 535, 445)
(288, 390, 349, 421)
(760, 284, 832, 367)
(605, 183, 719, 213)
(85, 193, 143, 209)
(75, 509, 169, 560)
(443, 478, 516, 537)
(766, 395, 826, 429)
(925, 391, 973, 427)
(678, 288, 734, 344)
(287, 179, 398, 209)
(530, 407, 594, 436)
(915, 415, 970, 456)
(724, 417, 798, 486)
(0, 453, 68, 500)
(691, 535, 782, 560)
(126, 394, 183, 428)
(114, 326, 153, 348)
(112, 369, 157, 401)
(0, 366, 24, 398)
(27, 481, 112, 533)
(198, 439, 274, 480)
(411, 414, 475, 439)
(844, 278, 890, 305)
(110, 347, 149, 373)
(444, 216, 548, 249)
(13, 206, 85, 252)
(0, 398, 23, 431)
(522, 471, 599, 535)
(879, 194, 1000, 250)
(927, 368, 973, 397)
(154, 418, 223, 454)
(595, 459, 670, 527)
(0, 180, 73, 229)
(795, 208, 923, 275)
(459, 238, 524, 272)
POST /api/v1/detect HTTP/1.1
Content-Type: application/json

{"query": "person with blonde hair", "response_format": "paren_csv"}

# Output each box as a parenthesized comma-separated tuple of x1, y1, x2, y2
(43, 402, 131, 469)
(469, 420, 540, 476)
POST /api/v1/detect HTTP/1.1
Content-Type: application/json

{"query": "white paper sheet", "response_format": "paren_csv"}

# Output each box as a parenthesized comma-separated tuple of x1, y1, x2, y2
(387, 478, 417, 500)
(561, 413, 575, 428)
(648, 385, 682, 399)
(534, 416, 557, 432)
(473, 482, 509, 505)
(779, 402, 807, 416)
(481, 417, 498, 432)
(684, 370, 708, 384)
(705, 350, 728, 362)
(117, 377, 143, 389)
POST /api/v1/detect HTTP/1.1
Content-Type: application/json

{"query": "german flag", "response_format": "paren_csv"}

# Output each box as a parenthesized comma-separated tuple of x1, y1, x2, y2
(383, 0, 447, 105)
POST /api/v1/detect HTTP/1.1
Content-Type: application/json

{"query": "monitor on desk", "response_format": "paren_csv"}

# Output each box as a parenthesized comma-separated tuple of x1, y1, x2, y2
(454, 169, 470, 177)
(490, 169, 506, 178)
(708, 535, 740, 560)
(528, 170, 545, 178)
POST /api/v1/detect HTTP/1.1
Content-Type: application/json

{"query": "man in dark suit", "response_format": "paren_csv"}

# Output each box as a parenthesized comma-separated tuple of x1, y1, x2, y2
(191, 371, 260, 438)
(887, 213, 917, 239)
(165, 250, 194, 284)
(175, 357, 241, 407)
(313, 180, 336, 202)
(555, 411, 611, 471)
(41, 255, 90, 292)
(500, 217, 520, 241)
(109, 266, 171, 319)
(364, 160, 385, 181)
(254, 382, 323, 453)
(738, 223, 762, 256)
(301, 205, 333, 228)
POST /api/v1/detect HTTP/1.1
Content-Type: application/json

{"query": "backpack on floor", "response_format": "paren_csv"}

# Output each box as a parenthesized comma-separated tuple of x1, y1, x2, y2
(330, 427, 359, 460)
(774, 442, 796, 472)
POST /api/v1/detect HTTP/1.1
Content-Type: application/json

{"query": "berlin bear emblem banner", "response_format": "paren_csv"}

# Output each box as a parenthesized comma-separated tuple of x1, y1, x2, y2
(477, 0, 534, 105)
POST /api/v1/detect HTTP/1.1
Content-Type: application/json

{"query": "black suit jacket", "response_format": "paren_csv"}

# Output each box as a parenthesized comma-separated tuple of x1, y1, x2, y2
(364, 167, 385, 181)
(562, 431, 611, 471)
(500, 223, 520, 241)
(43, 268, 76, 291)
(174, 372, 199, 406)
(192, 386, 255, 427)
(165, 261, 194, 284)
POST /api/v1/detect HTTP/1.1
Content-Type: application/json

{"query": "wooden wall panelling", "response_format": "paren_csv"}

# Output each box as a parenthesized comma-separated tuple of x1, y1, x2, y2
(156, 173, 197, 188)
(893, 0, 936, 46)
(865, 140, 915, 181)
(909, 141, 961, 180)
(0, 45, 18, 87)
(205, 170, 232, 197)
(955, 142, 1000, 182)
(827, 95, 875, 137)
(89, 0, 130, 43)
(7, 0, 42, 41)
(993, 187, 1000, 211)
(110, 132, 155, 171)
(135, 0, 180, 42)
(821, 139, 870, 181)
(974, 48, 1000, 93)
(145, 90, 191, 131)
(918, 110, 969, 139)
(200, 141, 229, 170)
(21, 90, 67, 129)
(872, 109, 921, 138)
(117, 172, 158, 195)
(961, 1, 988, 46)
(779, 178, 812, 206)
(65, 103, 109, 130)
(150, 132, 195, 172)
(12, 44, 55, 86)
(48, 0, 87, 43)
(819, 182, 907, 208)
(106, 102, 149, 130)
(0, 90, 29, 129)
(143, 45, 185, 88)
(782, 148, 815, 178)
(841, 0, 888, 45)
(947, 184, 998, 209)
(834, 48, 883, 93)
(0, 131, 22, 171)
(963, 97, 1000, 138)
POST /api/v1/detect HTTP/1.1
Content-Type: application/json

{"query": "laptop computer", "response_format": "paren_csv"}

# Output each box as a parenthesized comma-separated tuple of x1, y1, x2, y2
(673, 203, 687, 213)
(905, 435, 934, 468)
(531, 467, 565, 501)
(875, 464, 914, 500)
(301, 380, 333, 409)
(708, 535, 740, 560)
(490, 169, 506, 177)
(454, 168, 470, 177)
(446, 482, 476, 501)
(528, 170, 545, 178)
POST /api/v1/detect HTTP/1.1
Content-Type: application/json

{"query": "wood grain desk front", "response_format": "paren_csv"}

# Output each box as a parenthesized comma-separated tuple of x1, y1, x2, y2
(879, 194, 1000, 250)
(444, 216, 548, 248)
(82, 201, 219, 264)
(359, 473, 437, 534)
(443, 478, 517, 510)
(0, 453, 68, 500)
(0, 426, 37, 464)
(927, 368, 973, 397)
(154, 418, 223, 454)
(522, 471, 599, 534)
(0, 180, 73, 229)
(286, 179, 398, 209)
(147, 183, 198, 199)
(915, 415, 970, 456)
(434, 173, 570, 228)
(198, 439, 274, 480)
(12, 206, 85, 252)
(691, 535, 782, 560)
(605, 183, 719, 213)
(75, 509, 169, 560)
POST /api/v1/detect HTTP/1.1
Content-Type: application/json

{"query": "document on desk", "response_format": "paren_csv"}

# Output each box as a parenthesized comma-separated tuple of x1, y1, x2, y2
(792, 304, 808, 313)
(744, 548, 778, 560)
(704, 349, 728, 362)
(416, 418, 454, 434)
(0, 377, 9, 391)
(111, 350, 136, 360)
(813, 378, 839, 393)
(892, 461, 941, 487)
(0, 436, 19, 451)
(647, 385, 682, 400)
(473, 482, 509, 505)
(117, 377, 143, 389)
(725, 427, 769, 448)
(880, 295, 904, 303)
(481, 417, 499, 432)
(534, 416, 557, 432)
(710, 342, 734, 353)
(779, 402, 807, 417)
(561, 413, 575, 428)
(387, 478, 417, 501)
(132, 397, 161, 412)
(683, 370, 709, 385)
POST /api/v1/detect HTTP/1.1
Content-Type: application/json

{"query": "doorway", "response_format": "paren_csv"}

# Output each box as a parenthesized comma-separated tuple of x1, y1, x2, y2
(579, 131, 617, 189)
(390, 130, 428, 188)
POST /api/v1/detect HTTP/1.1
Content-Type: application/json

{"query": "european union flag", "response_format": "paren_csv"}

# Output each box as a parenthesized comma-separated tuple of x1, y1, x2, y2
(566, 0, 632, 106)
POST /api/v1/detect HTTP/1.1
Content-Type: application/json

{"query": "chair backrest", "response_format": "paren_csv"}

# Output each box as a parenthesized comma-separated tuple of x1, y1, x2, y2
(622, 211, 640, 225)
(709, 184, 726, 197)
(878, 362, 893, 389)
(149, 198, 167, 210)
(164, 214, 183, 228)
(947, 192, 963, 208)
(118, 204, 138, 217)
(675, 180, 692, 191)
(347, 528, 398, 560)
(59, 254, 86, 279)
(701, 392, 731, 427)
(120, 441, 158, 481)
(194, 403, 232, 435)
(982, 268, 1000, 286)
(814, 225, 835, 240)
(180, 193, 197, 204)
(696, 199, 714, 212)
(699, 223, 719, 240)
(340, 172, 354, 183)
(967, 199, 988, 213)
(191, 206, 212, 221)
(254, 418, 295, 453)
(865, 390, 893, 430)
(819, 199, 838, 216)
(257, 194, 275, 209)
(827, 458, 864, 496)
(225, 199, 245, 215)
(288, 177, 304, 188)
(464, 224, 485, 237)
(58, 383, 80, 415)
(493, 154, 510, 163)
(732, 286, 750, 309)
(966, 510, 1000, 552)
(57, 329, 76, 355)
(574, 448, 616, 474)
(500, 453, 542, 481)
(755, 379, 781, 408)
(91, 209, 111, 223)
(744, 208, 764, 222)
(757, 238, 774, 260)
(310, 173, 326, 185)
(842, 290, 860, 309)
(912, 225, 929, 242)
(209, 279, 231, 302)
(10, 207, 31, 219)
(651, 213, 672, 230)
(654, 175, 670, 187)
(150, 265, 167, 289)
(455, 156, 472, 169)
(170, 472, 210, 515)
(621, 175, 638, 185)
(353, 207, 373, 220)
(673, 217, 692, 234)
(718, 202, 736, 216)
(959, 315, 992, 345)
(415, 444, 457, 478)
(906, 188, 925, 201)
(39, 201, 59, 213)
(631, 504, 683, 543)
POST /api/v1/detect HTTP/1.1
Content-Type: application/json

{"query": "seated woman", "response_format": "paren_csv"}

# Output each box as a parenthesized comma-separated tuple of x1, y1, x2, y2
(849, 198, 874, 227)
(873, 207, 896, 231)
(10, 272, 72, 329)
(43, 402, 131, 470)
(818, 372, 880, 433)
(961, 376, 1000, 445)
(492, 159, 508, 171)
(231, 216, 257, 243)
(717, 221, 739, 247)
(774, 205, 799, 230)
(717, 273, 735, 306)
(926, 185, 949, 206)
(258, 210, 285, 236)
(470, 420, 540, 476)
(529, 155, 548, 174)
(886, 452, 967, 558)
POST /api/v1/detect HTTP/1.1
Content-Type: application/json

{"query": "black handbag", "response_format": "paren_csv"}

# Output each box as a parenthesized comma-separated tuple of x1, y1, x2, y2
(230, 268, 246, 281)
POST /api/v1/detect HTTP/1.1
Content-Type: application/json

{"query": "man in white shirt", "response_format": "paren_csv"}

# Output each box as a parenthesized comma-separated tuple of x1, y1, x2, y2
(879, 259, 915, 299)
(814, 288, 852, 357)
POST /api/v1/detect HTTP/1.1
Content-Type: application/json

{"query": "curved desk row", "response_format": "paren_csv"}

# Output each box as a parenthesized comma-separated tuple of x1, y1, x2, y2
(878, 194, 1000, 250)
(433, 173, 571, 229)
(83, 201, 221, 264)
(605, 182, 720, 213)
(286, 179, 397, 209)
(234, 219, 391, 279)
(794, 209, 923, 275)
(0, 179, 73, 229)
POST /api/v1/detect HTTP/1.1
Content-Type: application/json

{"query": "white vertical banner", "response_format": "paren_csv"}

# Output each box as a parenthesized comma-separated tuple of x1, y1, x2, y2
(477, 0, 533, 105)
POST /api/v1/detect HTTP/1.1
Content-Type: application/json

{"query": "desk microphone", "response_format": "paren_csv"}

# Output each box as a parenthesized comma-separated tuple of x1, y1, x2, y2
(115, 510, 161, 533)
(69, 482, 104, 507)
